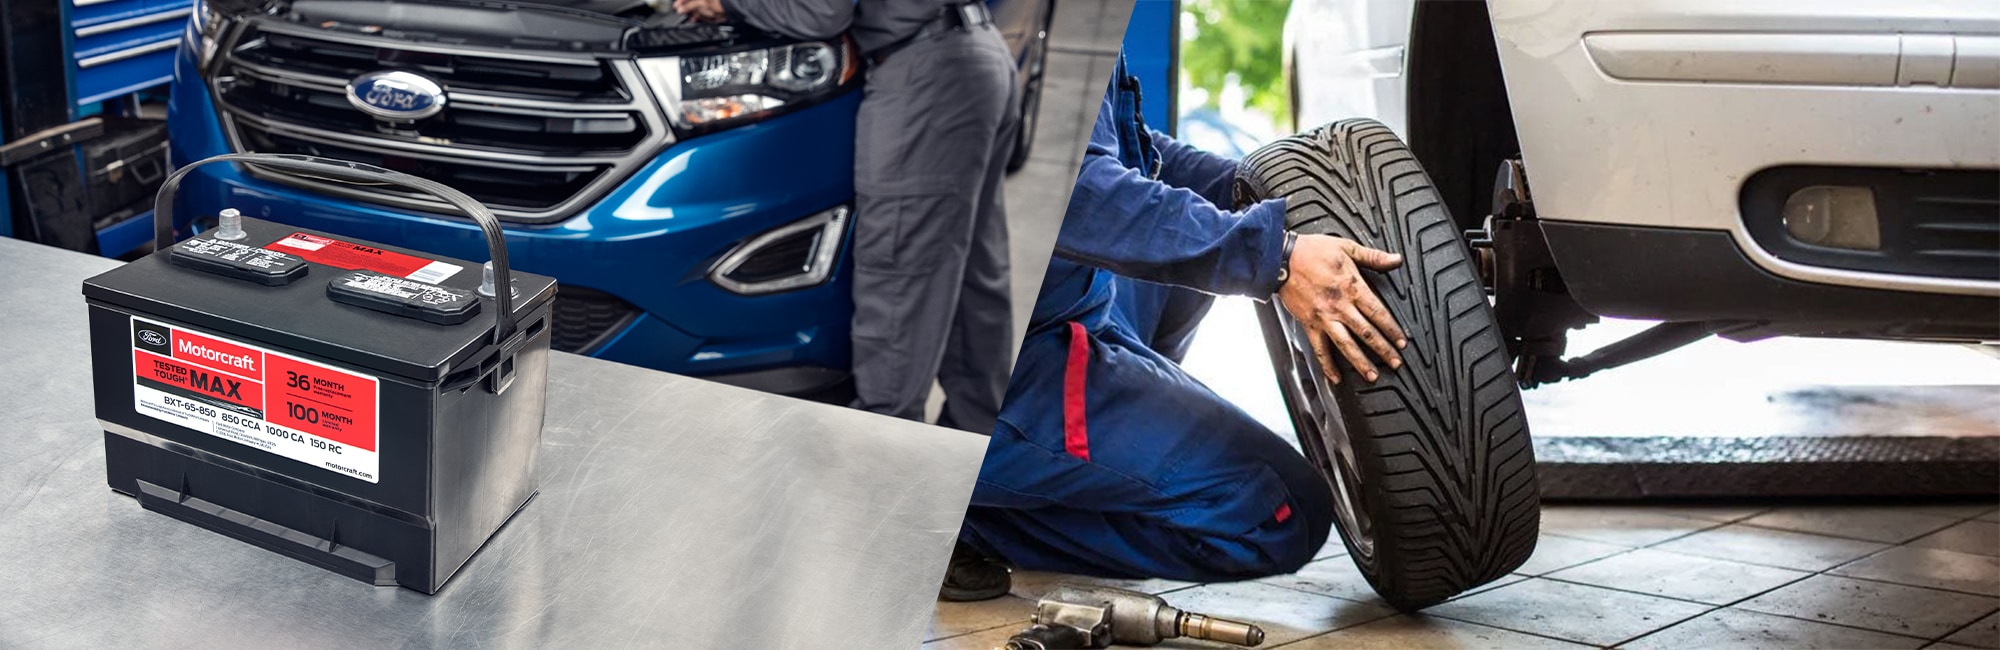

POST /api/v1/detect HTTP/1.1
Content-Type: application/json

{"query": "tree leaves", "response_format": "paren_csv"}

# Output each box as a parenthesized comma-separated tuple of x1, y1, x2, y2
(1180, 0, 1292, 128)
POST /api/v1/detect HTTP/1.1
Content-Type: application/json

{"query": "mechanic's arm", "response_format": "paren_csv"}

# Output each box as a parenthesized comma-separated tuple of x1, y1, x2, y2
(673, 0, 852, 41)
(1058, 157, 1407, 380)
(1059, 103, 1408, 379)
(1057, 151, 1289, 298)
(1149, 130, 1238, 207)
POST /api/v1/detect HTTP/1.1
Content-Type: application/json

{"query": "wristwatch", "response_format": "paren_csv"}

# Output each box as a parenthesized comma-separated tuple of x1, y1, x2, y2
(1275, 231, 1297, 288)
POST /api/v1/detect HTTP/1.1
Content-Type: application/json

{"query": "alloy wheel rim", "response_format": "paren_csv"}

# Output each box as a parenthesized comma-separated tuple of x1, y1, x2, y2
(1274, 305, 1376, 559)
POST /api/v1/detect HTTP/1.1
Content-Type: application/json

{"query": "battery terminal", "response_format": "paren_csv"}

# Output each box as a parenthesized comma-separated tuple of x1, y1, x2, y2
(215, 208, 246, 241)
(478, 260, 518, 298)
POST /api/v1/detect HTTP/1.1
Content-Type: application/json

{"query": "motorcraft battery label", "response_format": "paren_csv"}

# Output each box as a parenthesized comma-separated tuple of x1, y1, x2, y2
(129, 316, 381, 483)
(266, 232, 462, 284)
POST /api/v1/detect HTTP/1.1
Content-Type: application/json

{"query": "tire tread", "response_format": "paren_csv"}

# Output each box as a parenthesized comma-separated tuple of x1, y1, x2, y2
(1234, 119, 1538, 610)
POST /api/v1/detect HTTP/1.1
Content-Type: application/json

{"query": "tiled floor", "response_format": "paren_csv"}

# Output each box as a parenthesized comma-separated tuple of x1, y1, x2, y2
(926, 502, 2000, 648)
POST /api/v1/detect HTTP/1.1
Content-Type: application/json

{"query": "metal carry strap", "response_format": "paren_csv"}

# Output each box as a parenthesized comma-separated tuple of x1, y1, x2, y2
(152, 153, 520, 346)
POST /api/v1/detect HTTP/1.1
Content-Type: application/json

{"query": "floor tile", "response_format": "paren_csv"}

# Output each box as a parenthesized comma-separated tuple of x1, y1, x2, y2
(1008, 571, 1194, 602)
(1258, 557, 1386, 605)
(1736, 574, 1997, 638)
(1315, 535, 1352, 561)
(927, 595, 1034, 642)
(1454, 574, 1532, 600)
(1160, 580, 1395, 646)
(923, 623, 1026, 650)
(1620, 608, 1926, 650)
(1652, 505, 1771, 524)
(1538, 507, 1715, 547)
(1653, 524, 1890, 571)
(1944, 611, 1999, 649)
(1547, 548, 1810, 605)
(1831, 546, 2000, 597)
(1931, 643, 1989, 649)
(1910, 520, 2000, 558)
(1978, 508, 1998, 524)
(1255, 557, 1527, 608)
(1282, 614, 1590, 649)
(1741, 507, 1966, 543)
(1893, 503, 2000, 520)
(1423, 578, 1710, 646)
(1514, 535, 1631, 576)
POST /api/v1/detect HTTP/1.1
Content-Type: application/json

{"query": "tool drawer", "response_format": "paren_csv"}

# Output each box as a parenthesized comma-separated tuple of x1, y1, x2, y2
(70, 0, 190, 105)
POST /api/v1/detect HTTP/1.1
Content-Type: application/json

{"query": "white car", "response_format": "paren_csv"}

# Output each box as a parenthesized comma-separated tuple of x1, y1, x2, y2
(1234, 0, 1999, 610)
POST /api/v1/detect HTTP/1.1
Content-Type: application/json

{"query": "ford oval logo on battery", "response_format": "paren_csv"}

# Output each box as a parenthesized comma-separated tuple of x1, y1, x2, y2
(138, 330, 166, 346)
(346, 71, 446, 121)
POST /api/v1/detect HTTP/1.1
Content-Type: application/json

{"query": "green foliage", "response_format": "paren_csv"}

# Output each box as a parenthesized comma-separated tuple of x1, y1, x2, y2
(1180, 0, 1293, 127)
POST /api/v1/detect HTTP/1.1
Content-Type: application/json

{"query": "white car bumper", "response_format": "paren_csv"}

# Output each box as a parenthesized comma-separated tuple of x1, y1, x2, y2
(1490, 0, 2000, 297)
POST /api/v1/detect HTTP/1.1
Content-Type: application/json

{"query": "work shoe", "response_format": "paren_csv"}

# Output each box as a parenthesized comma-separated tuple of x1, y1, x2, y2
(939, 541, 1012, 602)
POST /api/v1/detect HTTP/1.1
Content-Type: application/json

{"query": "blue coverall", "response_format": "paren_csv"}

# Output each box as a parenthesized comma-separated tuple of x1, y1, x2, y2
(960, 55, 1335, 582)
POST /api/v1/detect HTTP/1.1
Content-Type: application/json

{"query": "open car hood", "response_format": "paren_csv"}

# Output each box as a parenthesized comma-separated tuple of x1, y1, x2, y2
(249, 0, 753, 54)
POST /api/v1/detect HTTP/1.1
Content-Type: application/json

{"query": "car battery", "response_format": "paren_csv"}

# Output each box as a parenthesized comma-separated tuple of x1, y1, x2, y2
(81, 154, 556, 593)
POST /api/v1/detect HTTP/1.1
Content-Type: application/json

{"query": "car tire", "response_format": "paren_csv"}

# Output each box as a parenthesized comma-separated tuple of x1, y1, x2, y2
(1233, 118, 1539, 611)
(1004, 0, 1055, 174)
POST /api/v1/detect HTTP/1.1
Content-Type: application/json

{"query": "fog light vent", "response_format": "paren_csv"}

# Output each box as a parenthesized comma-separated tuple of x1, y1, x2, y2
(1783, 185, 1881, 250)
(710, 205, 850, 295)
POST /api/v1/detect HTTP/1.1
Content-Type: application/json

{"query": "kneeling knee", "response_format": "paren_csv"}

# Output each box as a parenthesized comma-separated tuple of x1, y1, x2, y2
(1257, 505, 1332, 575)
(1177, 500, 1332, 581)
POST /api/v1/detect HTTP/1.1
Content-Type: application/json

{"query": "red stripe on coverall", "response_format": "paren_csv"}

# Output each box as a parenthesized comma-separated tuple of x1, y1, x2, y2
(1063, 321, 1091, 461)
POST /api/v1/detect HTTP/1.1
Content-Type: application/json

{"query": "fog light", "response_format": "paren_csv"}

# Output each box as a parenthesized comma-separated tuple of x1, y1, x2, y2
(709, 206, 850, 295)
(1783, 185, 1881, 250)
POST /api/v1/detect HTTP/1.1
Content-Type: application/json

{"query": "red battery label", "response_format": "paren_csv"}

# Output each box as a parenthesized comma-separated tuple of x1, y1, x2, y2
(266, 232, 462, 284)
(129, 316, 381, 483)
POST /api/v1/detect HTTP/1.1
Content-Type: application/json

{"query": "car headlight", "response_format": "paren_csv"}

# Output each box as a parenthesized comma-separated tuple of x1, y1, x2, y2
(636, 38, 859, 135)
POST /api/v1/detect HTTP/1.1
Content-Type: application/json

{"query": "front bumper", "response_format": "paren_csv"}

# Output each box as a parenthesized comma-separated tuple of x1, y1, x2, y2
(1489, 0, 2000, 299)
(166, 46, 859, 383)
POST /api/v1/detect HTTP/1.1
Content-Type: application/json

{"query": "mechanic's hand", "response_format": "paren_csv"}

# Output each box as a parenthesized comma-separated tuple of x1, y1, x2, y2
(673, 0, 727, 22)
(1277, 234, 1408, 384)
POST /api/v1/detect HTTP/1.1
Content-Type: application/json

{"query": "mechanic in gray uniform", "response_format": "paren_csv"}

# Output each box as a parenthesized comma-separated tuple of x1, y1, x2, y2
(676, 0, 1021, 435)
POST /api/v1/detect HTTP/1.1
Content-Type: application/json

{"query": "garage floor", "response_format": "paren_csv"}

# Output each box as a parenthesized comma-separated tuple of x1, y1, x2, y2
(928, 503, 2000, 648)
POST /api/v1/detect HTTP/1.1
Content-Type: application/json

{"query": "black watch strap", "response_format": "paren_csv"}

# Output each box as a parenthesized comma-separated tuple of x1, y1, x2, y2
(1276, 231, 1297, 289)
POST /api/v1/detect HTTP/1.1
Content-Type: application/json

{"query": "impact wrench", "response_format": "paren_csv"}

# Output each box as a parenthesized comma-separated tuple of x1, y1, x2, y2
(1004, 584, 1265, 649)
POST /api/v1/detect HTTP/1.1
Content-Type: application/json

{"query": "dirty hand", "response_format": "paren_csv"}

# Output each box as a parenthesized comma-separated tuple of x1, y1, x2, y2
(673, 0, 727, 22)
(1276, 234, 1408, 384)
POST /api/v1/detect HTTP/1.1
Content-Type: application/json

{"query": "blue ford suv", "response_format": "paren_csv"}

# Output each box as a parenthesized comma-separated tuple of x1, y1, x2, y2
(169, 0, 1053, 395)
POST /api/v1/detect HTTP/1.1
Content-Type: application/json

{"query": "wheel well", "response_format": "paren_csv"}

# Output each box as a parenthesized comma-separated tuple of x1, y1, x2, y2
(1406, 0, 1520, 231)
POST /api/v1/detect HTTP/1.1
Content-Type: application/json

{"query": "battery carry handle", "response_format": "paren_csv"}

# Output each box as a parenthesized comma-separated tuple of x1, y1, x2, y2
(152, 154, 520, 347)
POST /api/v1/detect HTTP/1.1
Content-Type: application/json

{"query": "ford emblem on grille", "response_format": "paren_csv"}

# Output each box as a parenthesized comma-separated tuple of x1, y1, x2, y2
(346, 70, 446, 121)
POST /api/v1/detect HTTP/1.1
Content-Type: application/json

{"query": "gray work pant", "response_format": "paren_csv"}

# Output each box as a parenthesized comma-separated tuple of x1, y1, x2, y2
(849, 24, 1021, 433)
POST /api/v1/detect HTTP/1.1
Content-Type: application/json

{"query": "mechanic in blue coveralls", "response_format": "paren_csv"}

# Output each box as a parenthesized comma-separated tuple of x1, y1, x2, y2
(941, 53, 1410, 600)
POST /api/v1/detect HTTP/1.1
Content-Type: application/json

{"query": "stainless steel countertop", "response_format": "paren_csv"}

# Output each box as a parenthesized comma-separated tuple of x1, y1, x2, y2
(0, 238, 986, 648)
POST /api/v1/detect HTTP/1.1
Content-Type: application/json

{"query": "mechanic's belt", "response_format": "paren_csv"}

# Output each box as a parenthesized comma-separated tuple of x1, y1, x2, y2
(869, 2, 993, 66)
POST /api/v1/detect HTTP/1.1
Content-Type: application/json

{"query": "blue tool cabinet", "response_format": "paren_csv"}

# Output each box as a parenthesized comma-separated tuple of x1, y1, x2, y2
(0, 0, 182, 254)
(71, 0, 189, 106)
(75, 0, 186, 256)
